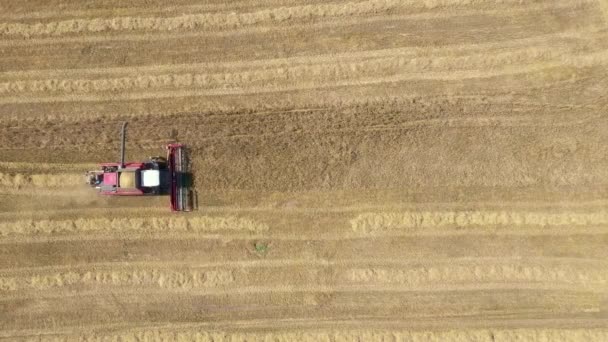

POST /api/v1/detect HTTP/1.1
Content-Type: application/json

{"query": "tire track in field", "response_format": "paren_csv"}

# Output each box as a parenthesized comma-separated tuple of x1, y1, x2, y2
(1, 48, 606, 105)
(1, 107, 599, 152)
(0, 0, 586, 39)
(0, 42, 601, 94)
(8, 27, 602, 78)
(3, 25, 604, 78)
(0, 88, 601, 125)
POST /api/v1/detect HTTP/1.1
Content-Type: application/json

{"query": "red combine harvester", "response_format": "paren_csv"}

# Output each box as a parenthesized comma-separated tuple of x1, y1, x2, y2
(85, 122, 194, 211)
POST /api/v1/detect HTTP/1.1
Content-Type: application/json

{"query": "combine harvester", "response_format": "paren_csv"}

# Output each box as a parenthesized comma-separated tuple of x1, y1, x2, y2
(85, 122, 195, 211)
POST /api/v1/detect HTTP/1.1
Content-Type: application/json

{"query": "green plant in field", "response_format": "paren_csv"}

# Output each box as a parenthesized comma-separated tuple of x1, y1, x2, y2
(254, 241, 268, 255)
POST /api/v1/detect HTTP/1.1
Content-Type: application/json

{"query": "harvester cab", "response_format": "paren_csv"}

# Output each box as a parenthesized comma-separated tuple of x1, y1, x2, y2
(85, 122, 195, 211)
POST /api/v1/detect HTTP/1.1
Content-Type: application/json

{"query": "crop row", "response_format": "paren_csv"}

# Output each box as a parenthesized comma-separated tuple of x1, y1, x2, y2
(349, 263, 608, 286)
(351, 210, 608, 233)
(0, 269, 234, 291)
(0, 216, 269, 237)
(11, 328, 608, 342)
(0, 0, 553, 38)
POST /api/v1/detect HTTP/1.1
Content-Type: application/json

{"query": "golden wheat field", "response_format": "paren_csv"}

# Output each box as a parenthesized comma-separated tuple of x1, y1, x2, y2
(1, 0, 608, 341)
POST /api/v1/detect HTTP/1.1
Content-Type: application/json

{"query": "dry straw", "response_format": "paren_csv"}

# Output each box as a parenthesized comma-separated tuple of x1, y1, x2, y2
(2, 269, 234, 292)
(351, 211, 608, 233)
(0, 216, 269, 237)
(0, 0, 560, 38)
(23, 328, 608, 342)
(349, 263, 608, 286)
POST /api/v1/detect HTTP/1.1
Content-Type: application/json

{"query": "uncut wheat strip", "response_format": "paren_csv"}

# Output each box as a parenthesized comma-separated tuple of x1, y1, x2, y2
(351, 210, 608, 234)
(0, 0, 584, 39)
(1, 48, 605, 106)
(0, 216, 269, 238)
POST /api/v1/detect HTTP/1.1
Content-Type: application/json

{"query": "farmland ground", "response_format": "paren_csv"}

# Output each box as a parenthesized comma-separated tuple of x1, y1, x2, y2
(1, 0, 608, 340)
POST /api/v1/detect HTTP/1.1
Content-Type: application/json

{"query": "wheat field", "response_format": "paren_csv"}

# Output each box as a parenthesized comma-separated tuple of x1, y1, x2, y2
(1, 0, 608, 340)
